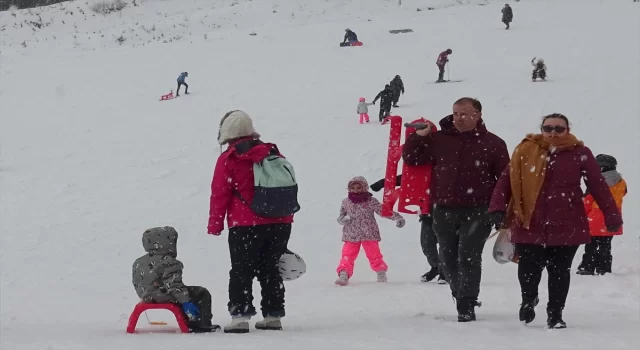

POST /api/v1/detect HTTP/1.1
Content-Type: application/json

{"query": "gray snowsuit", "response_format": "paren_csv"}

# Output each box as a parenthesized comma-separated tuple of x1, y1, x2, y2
(132, 226, 215, 329)
(132, 226, 191, 303)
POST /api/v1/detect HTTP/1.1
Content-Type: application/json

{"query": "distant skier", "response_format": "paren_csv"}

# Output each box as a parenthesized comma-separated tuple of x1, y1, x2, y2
(343, 28, 358, 45)
(436, 49, 452, 82)
(389, 75, 405, 108)
(502, 4, 513, 29)
(177, 72, 189, 96)
(372, 85, 394, 122)
(531, 57, 547, 81)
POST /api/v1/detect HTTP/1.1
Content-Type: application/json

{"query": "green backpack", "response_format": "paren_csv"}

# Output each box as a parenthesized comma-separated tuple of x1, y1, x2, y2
(234, 142, 300, 217)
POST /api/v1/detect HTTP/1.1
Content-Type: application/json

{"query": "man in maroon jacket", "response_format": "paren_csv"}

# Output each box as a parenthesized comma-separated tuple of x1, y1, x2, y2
(402, 97, 509, 322)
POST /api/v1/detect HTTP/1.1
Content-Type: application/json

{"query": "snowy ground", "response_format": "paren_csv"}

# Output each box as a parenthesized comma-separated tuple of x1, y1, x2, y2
(1, 0, 639, 349)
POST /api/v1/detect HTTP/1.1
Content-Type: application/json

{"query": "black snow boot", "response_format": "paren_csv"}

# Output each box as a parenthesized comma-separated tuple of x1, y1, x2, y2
(457, 298, 480, 322)
(546, 309, 567, 329)
(420, 267, 439, 282)
(437, 273, 448, 285)
(519, 296, 539, 324)
(188, 320, 221, 333)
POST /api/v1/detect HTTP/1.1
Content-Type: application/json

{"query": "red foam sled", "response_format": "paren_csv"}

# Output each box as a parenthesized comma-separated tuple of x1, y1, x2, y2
(380, 115, 403, 217)
(339, 41, 363, 47)
(397, 118, 437, 215)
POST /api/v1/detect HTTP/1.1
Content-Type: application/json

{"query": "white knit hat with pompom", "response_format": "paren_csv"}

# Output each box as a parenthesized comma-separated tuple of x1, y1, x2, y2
(217, 110, 260, 145)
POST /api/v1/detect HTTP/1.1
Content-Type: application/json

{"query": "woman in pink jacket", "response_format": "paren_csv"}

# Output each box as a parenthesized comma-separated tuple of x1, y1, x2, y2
(335, 176, 405, 285)
(208, 110, 295, 334)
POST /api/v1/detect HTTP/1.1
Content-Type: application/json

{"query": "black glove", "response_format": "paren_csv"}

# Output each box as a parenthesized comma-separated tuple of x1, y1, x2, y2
(488, 211, 505, 230)
(606, 223, 621, 233)
(369, 178, 386, 192)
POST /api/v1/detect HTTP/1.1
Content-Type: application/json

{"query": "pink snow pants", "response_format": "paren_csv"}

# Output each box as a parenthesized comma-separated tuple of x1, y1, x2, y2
(336, 241, 388, 277)
(359, 113, 370, 124)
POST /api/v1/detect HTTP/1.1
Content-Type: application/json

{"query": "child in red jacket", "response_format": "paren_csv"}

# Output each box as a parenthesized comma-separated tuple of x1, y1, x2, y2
(577, 154, 627, 275)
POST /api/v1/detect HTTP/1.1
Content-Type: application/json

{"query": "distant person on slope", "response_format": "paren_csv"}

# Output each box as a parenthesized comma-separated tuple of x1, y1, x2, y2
(343, 28, 359, 45)
(372, 85, 394, 122)
(436, 49, 452, 82)
(357, 97, 374, 124)
(531, 57, 547, 81)
(389, 75, 405, 108)
(177, 72, 189, 96)
(502, 4, 513, 29)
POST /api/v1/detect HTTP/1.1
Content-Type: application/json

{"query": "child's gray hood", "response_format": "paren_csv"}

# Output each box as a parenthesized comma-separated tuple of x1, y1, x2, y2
(142, 226, 178, 258)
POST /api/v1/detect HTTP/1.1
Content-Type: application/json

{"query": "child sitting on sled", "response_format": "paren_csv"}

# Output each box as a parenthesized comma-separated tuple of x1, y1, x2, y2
(132, 226, 220, 333)
(335, 176, 405, 285)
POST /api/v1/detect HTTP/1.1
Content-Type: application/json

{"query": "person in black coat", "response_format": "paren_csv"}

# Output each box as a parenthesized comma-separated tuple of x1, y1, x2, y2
(372, 85, 393, 122)
(502, 4, 513, 29)
(343, 29, 358, 44)
(389, 75, 405, 108)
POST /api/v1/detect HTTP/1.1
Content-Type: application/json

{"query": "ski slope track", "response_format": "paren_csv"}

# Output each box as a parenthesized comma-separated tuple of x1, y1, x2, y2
(1, 0, 639, 349)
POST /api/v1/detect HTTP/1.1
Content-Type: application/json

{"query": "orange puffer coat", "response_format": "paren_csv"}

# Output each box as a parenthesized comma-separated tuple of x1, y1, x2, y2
(584, 171, 627, 236)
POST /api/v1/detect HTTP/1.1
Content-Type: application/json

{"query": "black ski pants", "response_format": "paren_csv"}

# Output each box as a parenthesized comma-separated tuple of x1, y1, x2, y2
(227, 223, 291, 318)
(437, 64, 446, 81)
(391, 88, 401, 105)
(515, 244, 579, 312)
(379, 103, 391, 121)
(184, 286, 213, 326)
(419, 214, 441, 273)
(177, 81, 188, 94)
(579, 236, 613, 273)
(532, 69, 546, 80)
(432, 205, 492, 301)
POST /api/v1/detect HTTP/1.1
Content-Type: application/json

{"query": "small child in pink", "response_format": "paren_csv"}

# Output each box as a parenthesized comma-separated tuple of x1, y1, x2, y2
(357, 97, 373, 124)
(335, 176, 405, 285)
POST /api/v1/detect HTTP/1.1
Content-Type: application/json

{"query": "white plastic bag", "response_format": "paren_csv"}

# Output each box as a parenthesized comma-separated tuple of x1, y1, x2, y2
(492, 229, 518, 264)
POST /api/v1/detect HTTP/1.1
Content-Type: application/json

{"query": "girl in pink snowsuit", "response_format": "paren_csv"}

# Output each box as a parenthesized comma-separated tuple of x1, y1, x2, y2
(335, 176, 405, 285)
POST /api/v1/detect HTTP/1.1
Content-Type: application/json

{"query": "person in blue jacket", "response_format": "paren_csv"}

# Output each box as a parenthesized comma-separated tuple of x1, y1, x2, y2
(343, 29, 358, 45)
(177, 72, 189, 96)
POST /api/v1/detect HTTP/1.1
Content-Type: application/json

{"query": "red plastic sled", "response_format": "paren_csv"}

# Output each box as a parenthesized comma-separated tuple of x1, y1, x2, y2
(339, 41, 363, 47)
(159, 90, 174, 101)
(397, 118, 437, 215)
(380, 115, 403, 217)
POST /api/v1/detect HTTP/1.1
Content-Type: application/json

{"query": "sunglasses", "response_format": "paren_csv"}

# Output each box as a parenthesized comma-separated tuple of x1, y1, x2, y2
(542, 125, 567, 133)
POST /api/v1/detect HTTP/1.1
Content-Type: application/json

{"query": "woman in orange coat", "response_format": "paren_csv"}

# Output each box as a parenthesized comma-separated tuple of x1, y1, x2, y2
(577, 154, 627, 275)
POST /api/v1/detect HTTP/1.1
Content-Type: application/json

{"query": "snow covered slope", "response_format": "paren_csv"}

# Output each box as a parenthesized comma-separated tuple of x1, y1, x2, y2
(1, 0, 639, 349)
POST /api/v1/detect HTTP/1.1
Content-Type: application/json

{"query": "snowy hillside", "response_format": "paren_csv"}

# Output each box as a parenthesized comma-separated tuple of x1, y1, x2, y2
(1, 0, 639, 349)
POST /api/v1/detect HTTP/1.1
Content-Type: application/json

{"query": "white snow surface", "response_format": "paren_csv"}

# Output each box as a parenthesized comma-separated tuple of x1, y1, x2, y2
(1, 0, 639, 349)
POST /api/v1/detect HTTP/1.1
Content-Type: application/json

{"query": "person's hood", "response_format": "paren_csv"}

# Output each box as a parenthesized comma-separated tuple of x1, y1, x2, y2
(438, 114, 488, 135)
(347, 176, 369, 191)
(142, 226, 178, 258)
(230, 138, 276, 163)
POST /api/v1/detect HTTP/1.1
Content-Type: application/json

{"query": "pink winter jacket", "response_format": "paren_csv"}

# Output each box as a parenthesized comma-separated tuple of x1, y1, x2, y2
(338, 177, 403, 242)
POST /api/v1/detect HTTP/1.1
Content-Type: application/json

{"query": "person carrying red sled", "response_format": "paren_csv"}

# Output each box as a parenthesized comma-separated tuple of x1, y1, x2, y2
(370, 175, 447, 284)
(436, 49, 452, 82)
